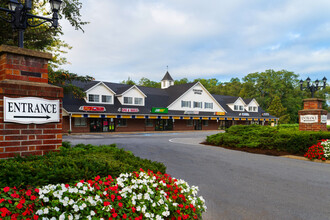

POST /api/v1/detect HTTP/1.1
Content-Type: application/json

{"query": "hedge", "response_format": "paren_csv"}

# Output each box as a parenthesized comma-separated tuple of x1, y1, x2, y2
(0, 143, 166, 188)
(206, 125, 330, 154)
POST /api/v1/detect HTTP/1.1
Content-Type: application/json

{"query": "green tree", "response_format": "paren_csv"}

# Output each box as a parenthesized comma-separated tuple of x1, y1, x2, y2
(174, 78, 190, 85)
(267, 95, 290, 124)
(138, 77, 161, 88)
(121, 77, 136, 85)
(0, 0, 88, 68)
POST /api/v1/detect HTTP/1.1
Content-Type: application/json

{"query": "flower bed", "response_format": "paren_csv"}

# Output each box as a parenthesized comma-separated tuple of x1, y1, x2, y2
(304, 139, 330, 161)
(0, 169, 206, 219)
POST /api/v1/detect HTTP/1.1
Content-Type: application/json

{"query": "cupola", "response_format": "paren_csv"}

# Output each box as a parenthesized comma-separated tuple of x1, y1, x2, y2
(161, 71, 174, 89)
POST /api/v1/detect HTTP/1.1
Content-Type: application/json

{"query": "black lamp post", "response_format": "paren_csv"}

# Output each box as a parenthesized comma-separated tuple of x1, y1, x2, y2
(0, 0, 62, 48)
(300, 77, 327, 98)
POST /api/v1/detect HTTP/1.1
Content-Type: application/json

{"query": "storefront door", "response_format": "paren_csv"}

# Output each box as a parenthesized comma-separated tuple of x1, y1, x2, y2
(194, 120, 202, 130)
(90, 118, 102, 132)
(155, 119, 173, 131)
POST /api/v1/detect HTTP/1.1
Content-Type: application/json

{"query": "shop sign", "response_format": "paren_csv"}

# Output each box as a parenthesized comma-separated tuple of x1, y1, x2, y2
(214, 112, 225, 116)
(4, 96, 60, 124)
(300, 115, 318, 123)
(262, 113, 270, 117)
(239, 113, 250, 116)
(184, 111, 199, 115)
(321, 115, 327, 123)
(193, 89, 203, 95)
(79, 106, 106, 112)
(151, 108, 168, 114)
(121, 108, 139, 113)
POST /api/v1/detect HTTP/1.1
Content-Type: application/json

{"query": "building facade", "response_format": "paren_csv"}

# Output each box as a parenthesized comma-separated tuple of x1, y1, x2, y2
(62, 72, 277, 133)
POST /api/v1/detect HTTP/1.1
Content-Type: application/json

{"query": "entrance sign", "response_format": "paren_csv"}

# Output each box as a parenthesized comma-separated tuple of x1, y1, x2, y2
(151, 107, 168, 114)
(4, 96, 60, 124)
(321, 115, 327, 123)
(300, 115, 318, 123)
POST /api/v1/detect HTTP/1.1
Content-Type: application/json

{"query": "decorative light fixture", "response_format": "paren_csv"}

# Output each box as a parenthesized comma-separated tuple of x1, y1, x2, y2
(0, 0, 62, 48)
(300, 77, 327, 98)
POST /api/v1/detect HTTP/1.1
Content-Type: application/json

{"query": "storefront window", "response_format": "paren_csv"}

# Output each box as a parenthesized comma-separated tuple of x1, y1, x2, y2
(202, 120, 208, 126)
(187, 119, 193, 126)
(74, 118, 87, 127)
(145, 119, 153, 127)
(117, 119, 127, 127)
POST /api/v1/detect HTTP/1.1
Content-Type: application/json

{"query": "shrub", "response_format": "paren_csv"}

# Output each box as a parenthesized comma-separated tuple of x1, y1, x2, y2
(0, 143, 166, 188)
(206, 125, 330, 154)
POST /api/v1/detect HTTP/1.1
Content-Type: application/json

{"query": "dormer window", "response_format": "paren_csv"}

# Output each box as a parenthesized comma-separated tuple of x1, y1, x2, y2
(204, 102, 213, 109)
(102, 95, 112, 103)
(134, 98, 143, 105)
(88, 94, 99, 102)
(249, 106, 257, 112)
(124, 97, 133, 104)
(234, 105, 244, 111)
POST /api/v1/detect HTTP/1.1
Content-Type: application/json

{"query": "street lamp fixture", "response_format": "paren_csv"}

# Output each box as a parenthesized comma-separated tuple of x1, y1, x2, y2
(300, 77, 327, 98)
(0, 0, 62, 48)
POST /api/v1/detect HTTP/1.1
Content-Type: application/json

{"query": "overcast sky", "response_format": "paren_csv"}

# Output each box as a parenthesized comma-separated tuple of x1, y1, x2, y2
(60, 0, 330, 84)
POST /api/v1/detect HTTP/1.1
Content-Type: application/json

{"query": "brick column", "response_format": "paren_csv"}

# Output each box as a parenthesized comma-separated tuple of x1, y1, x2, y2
(298, 98, 327, 131)
(0, 45, 63, 159)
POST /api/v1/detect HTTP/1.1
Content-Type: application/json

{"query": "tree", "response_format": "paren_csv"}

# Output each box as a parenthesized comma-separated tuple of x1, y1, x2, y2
(267, 95, 290, 124)
(121, 77, 136, 85)
(138, 77, 161, 88)
(0, 0, 88, 68)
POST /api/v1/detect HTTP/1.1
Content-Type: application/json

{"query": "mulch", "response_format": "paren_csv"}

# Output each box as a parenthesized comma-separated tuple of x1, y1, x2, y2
(201, 142, 304, 157)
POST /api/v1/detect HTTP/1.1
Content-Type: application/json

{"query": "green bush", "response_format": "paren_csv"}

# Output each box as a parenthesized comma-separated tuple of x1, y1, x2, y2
(0, 143, 166, 188)
(206, 125, 330, 154)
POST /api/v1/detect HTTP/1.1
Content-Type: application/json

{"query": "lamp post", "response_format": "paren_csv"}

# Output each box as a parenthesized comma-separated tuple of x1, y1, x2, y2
(299, 77, 327, 98)
(0, 0, 62, 48)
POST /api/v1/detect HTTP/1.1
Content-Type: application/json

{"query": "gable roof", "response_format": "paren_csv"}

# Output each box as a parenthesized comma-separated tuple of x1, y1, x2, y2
(85, 81, 116, 94)
(116, 85, 147, 97)
(161, 71, 174, 81)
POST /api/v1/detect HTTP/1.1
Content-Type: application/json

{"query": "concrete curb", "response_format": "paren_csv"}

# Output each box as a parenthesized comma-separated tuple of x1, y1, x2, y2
(280, 155, 330, 164)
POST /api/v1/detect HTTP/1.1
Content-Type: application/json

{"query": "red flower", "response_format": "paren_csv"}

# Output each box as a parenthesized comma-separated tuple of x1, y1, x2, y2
(16, 203, 23, 209)
(117, 196, 122, 200)
(26, 190, 32, 196)
(104, 201, 111, 206)
(3, 187, 10, 193)
(122, 213, 127, 219)
(33, 215, 39, 220)
(95, 176, 101, 181)
(118, 202, 123, 208)
(30, 195, 37, 201)
(34, 189, 39, 193)
(112, 213, 117, 218)
(0, 199, 5, 204)
(131, 207, 136, 213)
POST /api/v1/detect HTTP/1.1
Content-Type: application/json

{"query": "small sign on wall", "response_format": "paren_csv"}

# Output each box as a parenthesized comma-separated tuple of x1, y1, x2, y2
(300, 115, 318, 123)
(4, 96, 60, 124)
(321, 115, 327, 124)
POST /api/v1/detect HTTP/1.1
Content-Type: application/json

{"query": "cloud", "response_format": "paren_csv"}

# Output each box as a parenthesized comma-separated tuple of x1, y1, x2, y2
(60, 0, 330, 83)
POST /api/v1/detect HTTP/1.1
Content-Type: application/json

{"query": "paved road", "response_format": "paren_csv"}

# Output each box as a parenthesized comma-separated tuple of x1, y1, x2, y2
(64, 131, 330, 220)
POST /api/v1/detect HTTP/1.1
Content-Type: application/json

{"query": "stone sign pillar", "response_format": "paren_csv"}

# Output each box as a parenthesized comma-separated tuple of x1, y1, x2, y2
(0, 45, 63, 159)
(298, 98, 327, 131)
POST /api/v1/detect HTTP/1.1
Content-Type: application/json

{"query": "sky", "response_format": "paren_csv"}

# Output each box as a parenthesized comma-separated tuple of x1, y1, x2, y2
(60, 0, 330, 84)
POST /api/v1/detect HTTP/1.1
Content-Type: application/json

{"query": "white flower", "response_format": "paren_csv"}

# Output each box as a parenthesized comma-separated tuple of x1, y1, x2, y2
(90, 210, 96, 216)
(59, 213, 66, 220)
(36, 209, 43, 215)
(73, 204, 79, 212)
(43, 197, 49, 202)
(43, 208, 49, 215)
(136, 206, 141, 211)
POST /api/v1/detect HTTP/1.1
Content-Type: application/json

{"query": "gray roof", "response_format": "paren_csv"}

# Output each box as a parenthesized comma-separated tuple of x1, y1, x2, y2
(161, 71, 174, 81)
(63, 80, 276, 119)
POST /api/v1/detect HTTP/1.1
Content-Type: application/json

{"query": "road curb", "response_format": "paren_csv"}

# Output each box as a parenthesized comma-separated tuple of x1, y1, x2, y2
(280, 155, 330, 164)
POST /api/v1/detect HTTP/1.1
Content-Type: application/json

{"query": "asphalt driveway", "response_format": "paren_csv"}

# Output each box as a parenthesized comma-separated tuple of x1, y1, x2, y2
(64, 131, 330, 220)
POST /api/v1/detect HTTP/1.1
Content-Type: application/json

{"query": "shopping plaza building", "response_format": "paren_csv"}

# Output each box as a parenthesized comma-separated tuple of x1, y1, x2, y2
(62, 72, 277, 133)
